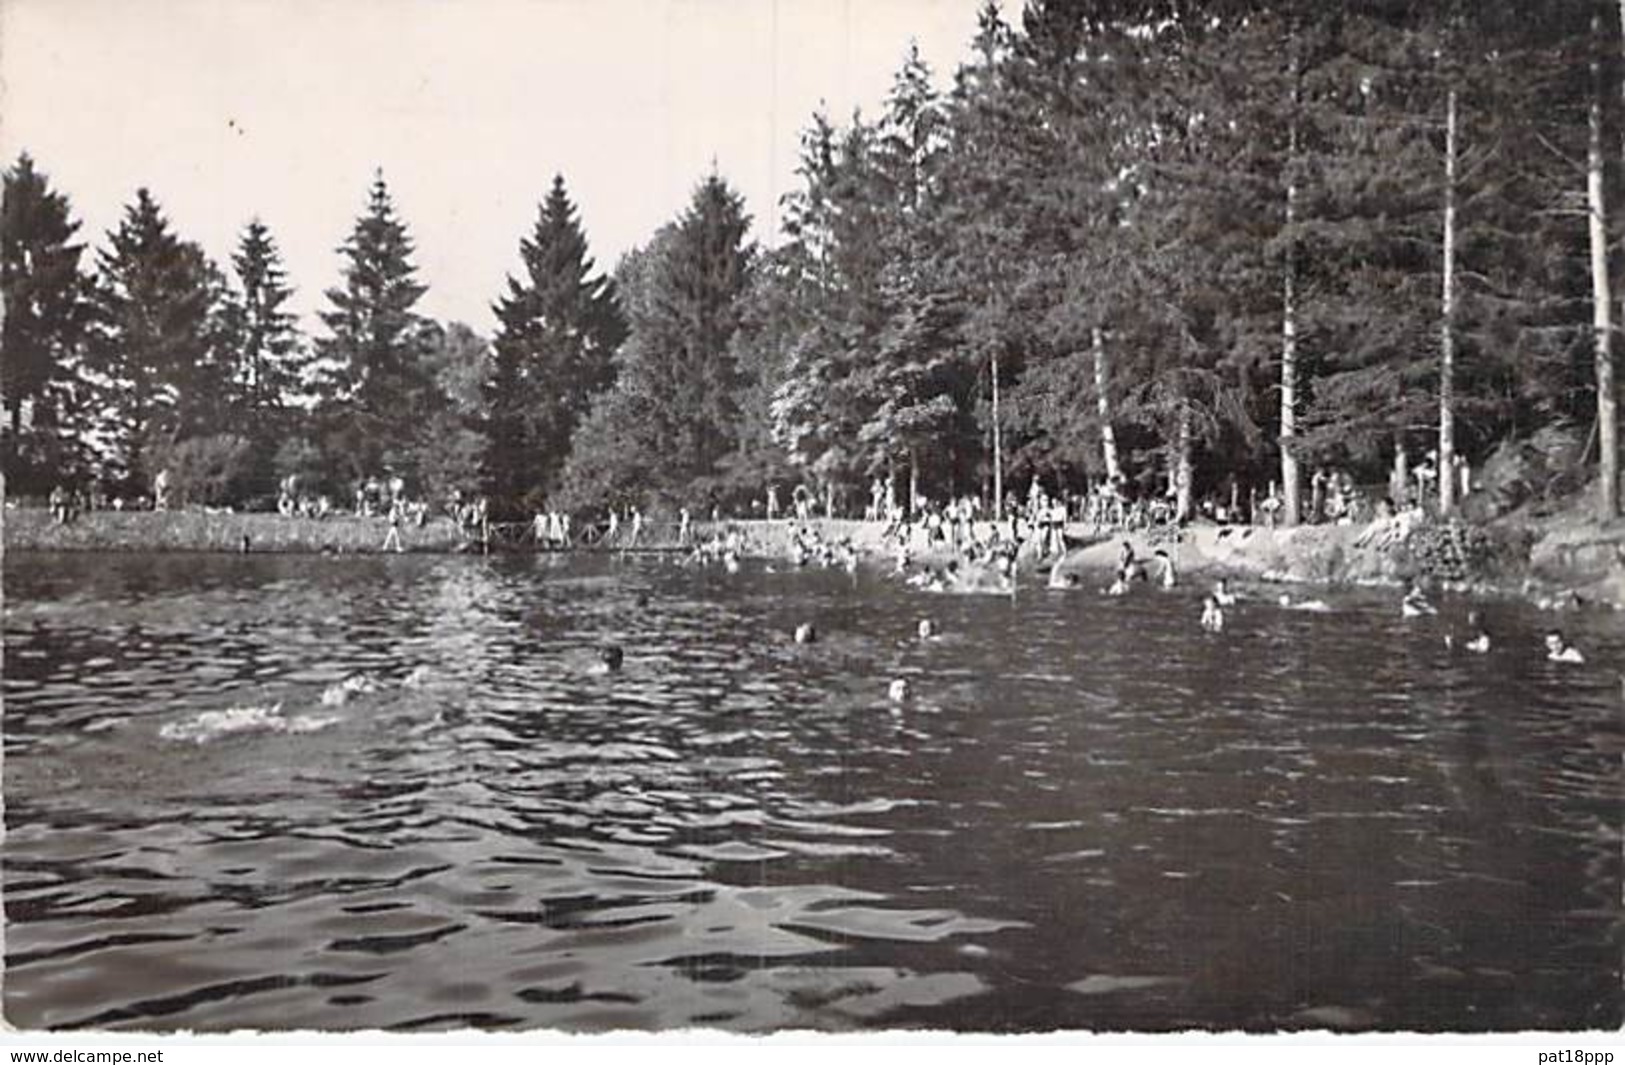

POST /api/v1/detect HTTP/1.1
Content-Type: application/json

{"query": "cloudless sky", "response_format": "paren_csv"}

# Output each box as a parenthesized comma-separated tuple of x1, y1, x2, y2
(1, 0, 987, 332)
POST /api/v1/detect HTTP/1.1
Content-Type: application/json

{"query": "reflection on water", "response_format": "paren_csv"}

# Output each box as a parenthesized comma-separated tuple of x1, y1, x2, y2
(3, 551, 1620, 1031)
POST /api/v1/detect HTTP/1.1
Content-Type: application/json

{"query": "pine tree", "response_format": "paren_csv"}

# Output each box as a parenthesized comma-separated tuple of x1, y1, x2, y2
(486, 174, 625, 510)
(1, 153, 90, 491)
(315, 171, 432, 478)
(223, 218, 305, 419)
(769, 111, 891, 490)
(854, 269, 968, 502)
(86, 187, 224, 491)
(558, 174, 754, 507)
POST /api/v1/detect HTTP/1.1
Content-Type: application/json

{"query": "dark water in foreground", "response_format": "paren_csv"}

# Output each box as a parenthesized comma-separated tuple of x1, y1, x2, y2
(3, 552, 1620, 1032)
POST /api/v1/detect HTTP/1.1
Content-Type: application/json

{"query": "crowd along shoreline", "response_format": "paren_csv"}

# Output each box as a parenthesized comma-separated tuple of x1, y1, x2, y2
(6, 504, 1622, 614)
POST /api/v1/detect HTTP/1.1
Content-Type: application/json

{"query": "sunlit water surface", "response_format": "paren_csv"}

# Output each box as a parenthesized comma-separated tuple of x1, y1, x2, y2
(4, 551, 1620, 1032)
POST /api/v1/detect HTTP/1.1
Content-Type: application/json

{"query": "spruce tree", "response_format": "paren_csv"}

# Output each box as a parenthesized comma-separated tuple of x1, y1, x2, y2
(486, 174, 625, 510)
(769, 111, 890, 487)
(1, 153, 90, 490)
(315, 171, 432, 477)
(558, 174, 754, 506)
(87, 187, 224, 491)
(223, 218, 305, 419)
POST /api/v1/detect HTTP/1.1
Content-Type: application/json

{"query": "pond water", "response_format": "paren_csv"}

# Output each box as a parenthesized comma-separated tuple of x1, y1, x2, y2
(3, 551, 1620, 1033)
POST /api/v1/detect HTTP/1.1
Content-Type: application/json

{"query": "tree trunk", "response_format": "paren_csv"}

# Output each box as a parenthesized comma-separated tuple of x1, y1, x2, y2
(1618, 0, 1625, 347)
(909, 449, 920, 516)
(1280, 96, 1301, 527)
(991, 348, 1004, 520)
(1590, 15, 1618, 520)
(1174, 405, 1193, 523)
(1439, 86, 1458, 516)
(1091, 327, 1121, 482)
(6, 400, 19, 483)
(1392, 442, 1409, 508)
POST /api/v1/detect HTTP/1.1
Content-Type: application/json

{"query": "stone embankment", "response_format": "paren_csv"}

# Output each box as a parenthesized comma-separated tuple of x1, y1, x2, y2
(1047, 513, 1625, 609)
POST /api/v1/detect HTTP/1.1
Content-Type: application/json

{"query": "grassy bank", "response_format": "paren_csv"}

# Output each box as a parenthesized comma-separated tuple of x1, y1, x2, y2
(2, 507, 466, 554)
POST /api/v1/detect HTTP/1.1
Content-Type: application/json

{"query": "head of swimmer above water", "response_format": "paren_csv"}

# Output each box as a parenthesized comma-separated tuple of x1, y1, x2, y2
(600, 646, 624, 671)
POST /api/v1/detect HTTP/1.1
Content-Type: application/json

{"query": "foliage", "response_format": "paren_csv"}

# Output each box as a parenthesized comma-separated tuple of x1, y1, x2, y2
(314, 171, 434, 472)
(556, 174, 756, 511)
(2, 153, 92, 493)
(485, 175, 626, 513)
(149, 432, 254, 507)
(219, 219, 307, 419)
(85, 188, 226, 492)
(9, 0, 1625, 523)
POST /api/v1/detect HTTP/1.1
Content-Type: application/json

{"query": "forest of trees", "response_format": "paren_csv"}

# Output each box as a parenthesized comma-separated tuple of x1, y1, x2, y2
(6, 0, 1625, 525)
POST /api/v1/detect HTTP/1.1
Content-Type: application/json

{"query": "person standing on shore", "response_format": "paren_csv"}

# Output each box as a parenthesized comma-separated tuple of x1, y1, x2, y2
(382, 497, 405, 553)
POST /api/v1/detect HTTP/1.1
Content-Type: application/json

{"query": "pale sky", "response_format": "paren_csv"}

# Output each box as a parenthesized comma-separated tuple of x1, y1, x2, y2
(0, 0, 987, 334)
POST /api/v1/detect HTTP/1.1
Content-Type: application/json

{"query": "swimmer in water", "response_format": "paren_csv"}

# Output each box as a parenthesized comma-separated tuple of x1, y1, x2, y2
(1544, 629, 1584, 664)
(1401, 581, 1437, 618)
(888, 678, 910, 702)
(1277, 593, 1330, 612)
(1213, 578, 1238, 606)
(598, 646, 624, 672)
(795, 622, 817, 644)
(1106, 576, 1129, 597)
(1115, 541, 1146, 584)
(918, 618, 937, 640)
(1154, 549, 1177, 589)
(1200, 595, 1224, 632)
(1463, 611, 1491, 654)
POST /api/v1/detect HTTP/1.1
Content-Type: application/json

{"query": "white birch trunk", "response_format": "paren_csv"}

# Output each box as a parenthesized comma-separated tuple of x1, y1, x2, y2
(1092, 327, 1121, 482)
(1175, 405, 1193, 523)
(991, 349, 1004, 520)
(1590, 17, 1618, 519)
(1281, 100, 1301, 527)
(1439, 87, 1458, 516)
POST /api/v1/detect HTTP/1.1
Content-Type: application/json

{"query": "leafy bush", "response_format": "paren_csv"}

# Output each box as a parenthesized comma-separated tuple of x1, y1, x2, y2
(1398, 521, 1526, 582)
(150, 433, 254, 507)
(273, 436, 332, 499)
(407, 411, 485, 509)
